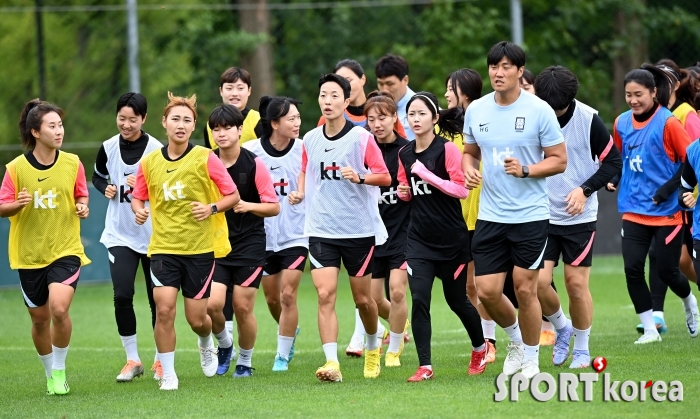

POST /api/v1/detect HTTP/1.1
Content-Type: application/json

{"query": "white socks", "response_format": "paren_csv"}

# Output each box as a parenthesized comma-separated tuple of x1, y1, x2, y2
(473, 343, 486, 352)
(352, 309, 366, 339)
(365, 332, 379, 351)
(481, 319, 497, 341)
(545, 307, 569, 331)
(681, 293, 697, 311)
(503, 320, 523, 344)
(322, 343, 338, 363)
(198, 333, 214, 349)
(573, 326, 591, 351)
(159, 351, 175, 377)
(523, 344, 539, 363)
(277, 335, 294, 360)
(120, 334, 140, 363)
(52, 345, 68, 370)
(154, 351, 159, 364)
(214, 329, 233, 349)
(225, 320, 235, 339)
(237, 348, 253, 367)
(639, 309, 658, 333)
(388, 332, 403, 353)
(653, 311, 665, 320)
(38, 353, 53, 378)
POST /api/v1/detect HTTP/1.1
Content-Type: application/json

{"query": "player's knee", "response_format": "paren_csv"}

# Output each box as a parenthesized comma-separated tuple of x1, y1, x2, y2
(265, 291, 280, 307)
(389, 288, 405, 305)
(316, 289, 335, 306)
(156, 305, 175, 323)
(565, 278, 588, 301)
(50, 305, 70, 323)
(280, 289, 296, 308)
(31, 312, 51, 329)
(477, 286, 499, 304)
(513, 283, 537, 303)
(113, 296, 134, 309)
(354, 296, 371, 312)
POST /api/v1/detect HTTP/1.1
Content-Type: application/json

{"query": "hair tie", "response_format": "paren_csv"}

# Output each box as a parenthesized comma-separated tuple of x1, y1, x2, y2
(414, 94, 438, 114)
(657, 65, 680, 82)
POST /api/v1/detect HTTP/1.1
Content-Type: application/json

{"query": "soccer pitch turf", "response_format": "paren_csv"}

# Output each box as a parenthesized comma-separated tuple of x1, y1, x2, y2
(0, 255, 697, 418)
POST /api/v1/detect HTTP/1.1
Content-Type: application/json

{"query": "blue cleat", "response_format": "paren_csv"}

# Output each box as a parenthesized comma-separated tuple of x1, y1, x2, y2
(233, 365, 254, 378)
(216, 346, 233, 376)
(288, 327, 301, 363)
(569, 349, 591, 369)
(552, 321, 573, 366)
(635, 315, 668, 334)
(272, 354, 289, 372)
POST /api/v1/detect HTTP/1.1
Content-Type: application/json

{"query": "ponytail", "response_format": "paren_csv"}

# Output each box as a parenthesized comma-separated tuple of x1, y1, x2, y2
(406, 91, 464, 138)
(624, 64, 673, 108)
(18, 99, 63, 150)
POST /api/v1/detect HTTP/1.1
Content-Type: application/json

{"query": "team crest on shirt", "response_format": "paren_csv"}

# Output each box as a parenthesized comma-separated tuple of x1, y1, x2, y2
(515, 117, 525, 132)
(425, 158, 435, 171)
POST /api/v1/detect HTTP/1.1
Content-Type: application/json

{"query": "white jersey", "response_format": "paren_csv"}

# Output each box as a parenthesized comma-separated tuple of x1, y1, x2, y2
(547, 100, 599, 225)
(302, 125, 387, 245)
(99, 134, 163, 253)
(244, 138, 308, 251)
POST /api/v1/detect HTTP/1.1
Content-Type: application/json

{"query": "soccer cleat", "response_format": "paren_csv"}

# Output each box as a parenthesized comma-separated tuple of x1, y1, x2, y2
(233, 365, 254, 377)
(316, 361, 343, 382)
(159, 374, 178, 390)
(116, 360, 144, 382)
(520, 359, 540, 379)
(569, 349, 591, 369)
(468, 345, 488, 376)
(345, 335, 364, 358)
(407, 366, 433, 382)
(216, 345, 233, 375)
(230, 343, 237, 361)
(199, 345, 218, 378)
(635, 315, 668, 334)
(684, 294, 699, 337)
(46, 377, 55, 395)
(151, 360, 163, 381)
(634, 330, 662, 344)
(404, 319, 411, 343)
(288, 326, 301, 363)
(503, 342, 524, 375)
(385, 351, 401, 367)
(364, 347, 381, 378)
(272, 354, 289, 372)
(485, 341, 497, 364)
(552, 321, 573, 366)
(539, 329, 555, 346)
(52, 369, 70, 395)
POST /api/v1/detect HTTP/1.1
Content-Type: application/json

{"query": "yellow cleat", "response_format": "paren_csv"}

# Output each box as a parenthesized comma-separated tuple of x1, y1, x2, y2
(364, 347, 381, 378)
(404, 319, 411, 343)
(315, 361, 342, 382)
(486, 341, 497, 364)
(385, 351, 401, 367)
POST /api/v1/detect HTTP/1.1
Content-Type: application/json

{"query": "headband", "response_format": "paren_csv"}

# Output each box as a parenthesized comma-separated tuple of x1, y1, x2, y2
(413, 94, 438, 114)
(656, 64, 680, 83)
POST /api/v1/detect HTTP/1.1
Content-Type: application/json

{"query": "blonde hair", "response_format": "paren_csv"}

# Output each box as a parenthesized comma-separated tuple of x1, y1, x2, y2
(163, 91, 197, 120)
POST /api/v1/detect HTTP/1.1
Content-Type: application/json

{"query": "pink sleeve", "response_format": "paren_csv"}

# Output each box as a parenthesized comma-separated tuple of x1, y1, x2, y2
(74, 162, 89, 198)
(685, 111, 700, 141)
(301, 144, 308, 173)
(207, 152, 237, 195)
(0, 171, 16, 204)
(410, 143, 468, 199)
(364, 134, 389, 173)
(131, 163, 149, 200)
(254, 157, 279, 203)
(396, 147, 411, 201)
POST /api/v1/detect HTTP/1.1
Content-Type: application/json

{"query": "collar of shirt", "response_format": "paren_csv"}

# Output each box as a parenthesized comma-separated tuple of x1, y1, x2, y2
(396, 86, 416, 116)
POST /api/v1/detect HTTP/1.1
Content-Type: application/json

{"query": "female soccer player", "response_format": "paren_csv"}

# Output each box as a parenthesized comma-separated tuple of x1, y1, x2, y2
(206, 104, 279, 378)
(290, 73, 391, 382)
(92, 93, 163, 382)
(0, 99, 90, 395)
(612, 65, 699, 344)
(244, 96, 307, 372)
(520, 69, 536, 94)
(397, 92, 487, 382)
(131, 92, 240, 390)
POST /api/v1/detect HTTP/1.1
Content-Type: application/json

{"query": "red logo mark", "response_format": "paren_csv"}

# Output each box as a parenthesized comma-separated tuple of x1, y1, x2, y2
(592, 356, 607, 373)
(644, 380, 653, 389)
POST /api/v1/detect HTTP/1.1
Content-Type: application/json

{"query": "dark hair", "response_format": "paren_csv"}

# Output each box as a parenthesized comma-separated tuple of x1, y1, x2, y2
(487, 41, 526, 68)
(694, 92, 700, 112)
(220, 67, 252, 88)
(406, 91, 463, 138)
(116, 92, 147, 118)
(445, 68, 483, 107)
(259, 95, 302, 139)
(624, 64, 673, 107)
(334, 59, 364, 78)
(375, 54, 409, 80)
(656, 59, 700, 106)
(534, 66, 580, 111)
(18, 99, 64, 150)
(208, 104, 244, 130)
(318, 73, 351, 100)
(520, 69, 535, 85)
(364, 90, 397, 116)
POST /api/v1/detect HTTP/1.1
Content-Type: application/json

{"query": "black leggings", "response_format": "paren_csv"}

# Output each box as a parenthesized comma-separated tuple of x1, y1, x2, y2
(109, 246, 156, 336)
(621, 221, 691, 314)
(408, 258, 484, 367)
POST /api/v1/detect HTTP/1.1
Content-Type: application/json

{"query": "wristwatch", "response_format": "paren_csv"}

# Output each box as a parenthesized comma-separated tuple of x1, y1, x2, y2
(358, 173, 365, 184)
(521, 166, 530, 178)
(582, 186, 593, 198)
(210, 204, 218, 214)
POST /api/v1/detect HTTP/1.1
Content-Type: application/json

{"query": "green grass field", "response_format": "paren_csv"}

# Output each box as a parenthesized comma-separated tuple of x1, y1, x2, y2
(0, 255, 698, 418)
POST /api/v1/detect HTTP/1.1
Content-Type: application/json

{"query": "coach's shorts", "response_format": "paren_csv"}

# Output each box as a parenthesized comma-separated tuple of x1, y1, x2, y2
(213, 263, 264, 289)
(264, 247, 308, 276)
(309, 237, 375, 277)
(19, 256, 81, 308)
(150, 253, 215, 300)
(544, 222, 597, 267)
(472, 220, 549, 276)
(372, 253, 407, 280)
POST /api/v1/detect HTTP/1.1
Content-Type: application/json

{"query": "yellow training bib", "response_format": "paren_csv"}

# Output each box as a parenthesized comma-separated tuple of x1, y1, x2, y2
(206, 109, 261, 149)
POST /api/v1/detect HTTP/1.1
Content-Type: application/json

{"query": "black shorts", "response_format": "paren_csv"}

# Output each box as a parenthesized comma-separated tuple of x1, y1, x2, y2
(150, 253, 215, 299)
(472, 220, 549, 276)
(213, 264, 264, 289)
(309, 237, 375, 277)
(264, 247, 308, 276)
(372, 253, 407, 280)
(544, 222, 597, 267)
(19, 256, 81, 308)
